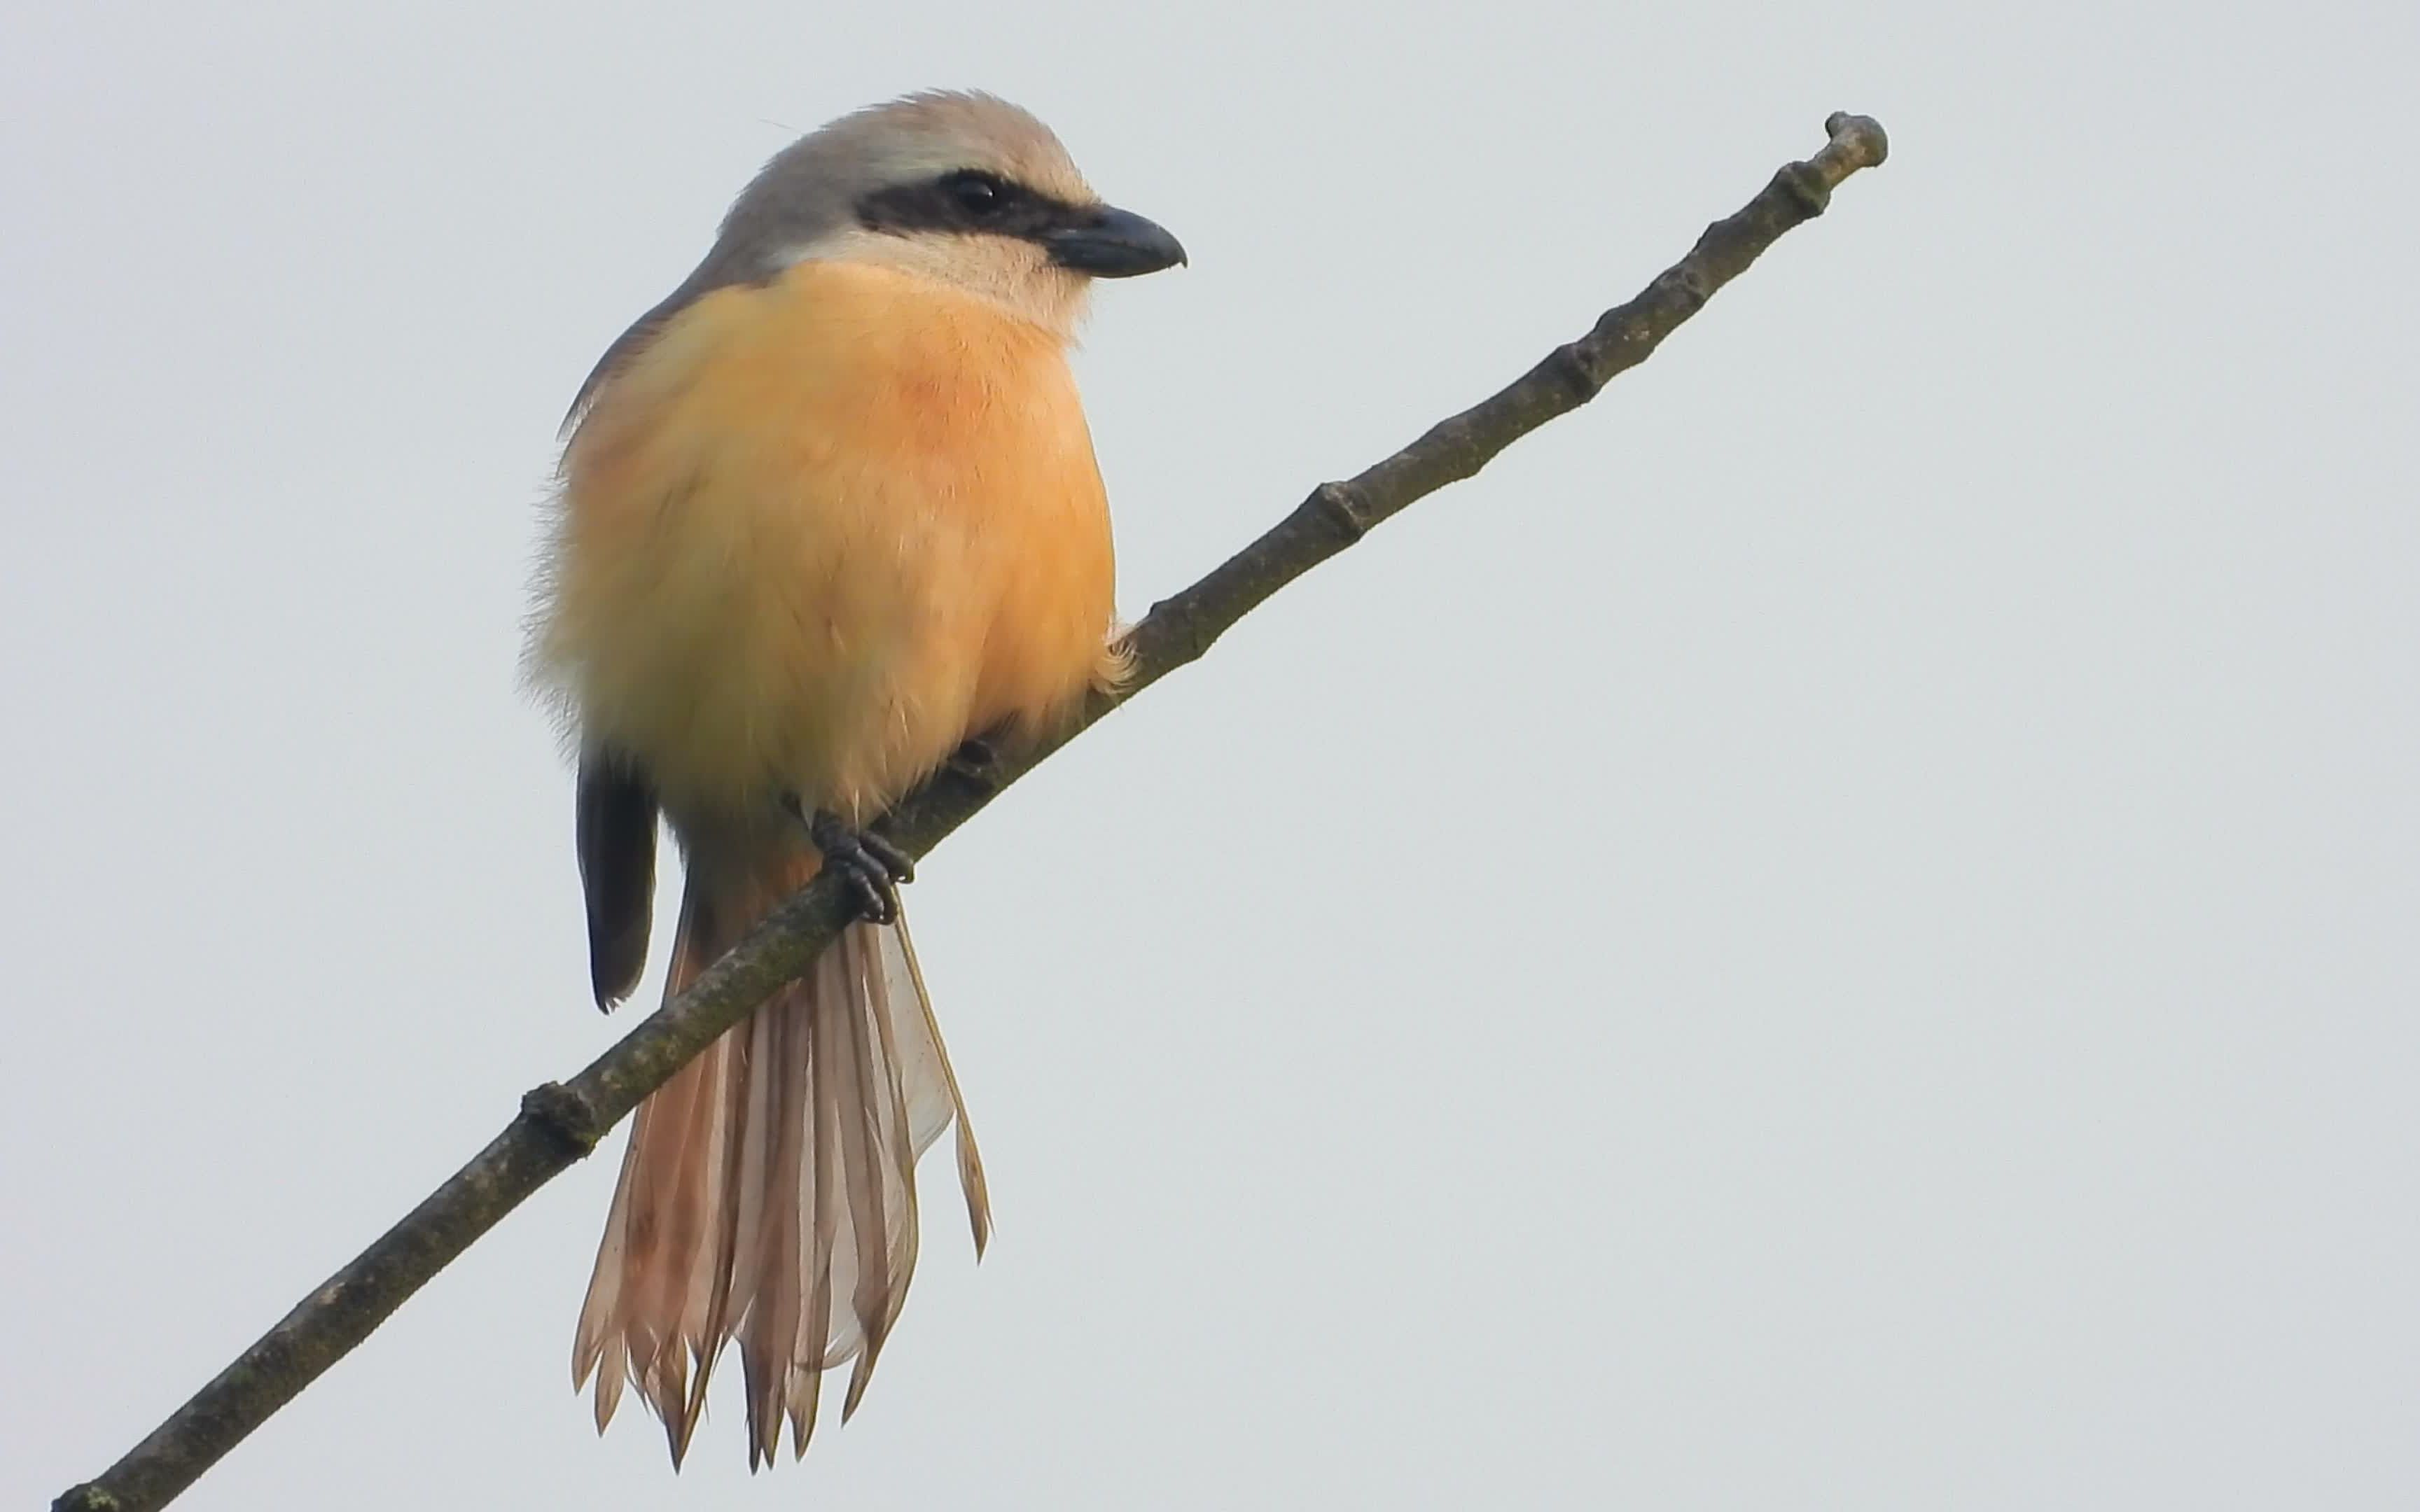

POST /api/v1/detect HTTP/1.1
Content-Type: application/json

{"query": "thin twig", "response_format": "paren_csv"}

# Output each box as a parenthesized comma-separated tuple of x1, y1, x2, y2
(54, 112, 1888, 1512)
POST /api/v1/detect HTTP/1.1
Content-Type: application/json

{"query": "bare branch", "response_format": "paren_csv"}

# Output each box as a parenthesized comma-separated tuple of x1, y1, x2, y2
(54, 112, 1889, 1512)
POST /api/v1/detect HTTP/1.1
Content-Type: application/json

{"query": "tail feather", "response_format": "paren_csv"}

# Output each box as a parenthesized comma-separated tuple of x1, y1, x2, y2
(834, 926, 912, 1422)
(879, 920, 991, 1254)
(572, 862, 987, 1467)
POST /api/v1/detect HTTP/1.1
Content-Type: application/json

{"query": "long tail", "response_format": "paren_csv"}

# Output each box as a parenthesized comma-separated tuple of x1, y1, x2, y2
(571, 858, 990, 1469)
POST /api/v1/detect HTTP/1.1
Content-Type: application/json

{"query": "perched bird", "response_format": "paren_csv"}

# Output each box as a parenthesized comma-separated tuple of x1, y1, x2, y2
(526, 90, 1184, 1469)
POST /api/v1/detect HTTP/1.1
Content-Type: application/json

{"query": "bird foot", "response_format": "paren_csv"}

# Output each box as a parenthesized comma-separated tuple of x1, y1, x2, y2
(945, 736, 1001, 784)
(785, 799, 915, 924)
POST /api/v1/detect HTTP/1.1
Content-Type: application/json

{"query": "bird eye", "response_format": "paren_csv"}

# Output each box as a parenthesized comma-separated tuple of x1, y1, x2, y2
(945, 172, 1006, 216)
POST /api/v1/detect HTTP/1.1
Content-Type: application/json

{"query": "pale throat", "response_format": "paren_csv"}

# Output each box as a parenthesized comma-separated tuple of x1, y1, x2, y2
(781, 226, 1092, 340)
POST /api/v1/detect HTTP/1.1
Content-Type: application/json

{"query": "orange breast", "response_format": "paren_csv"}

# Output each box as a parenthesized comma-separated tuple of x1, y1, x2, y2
(534, 260, 1119, 821)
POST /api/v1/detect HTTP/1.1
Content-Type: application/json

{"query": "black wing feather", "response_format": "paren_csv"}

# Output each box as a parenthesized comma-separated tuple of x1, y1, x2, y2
(577, 750, 659, 1009)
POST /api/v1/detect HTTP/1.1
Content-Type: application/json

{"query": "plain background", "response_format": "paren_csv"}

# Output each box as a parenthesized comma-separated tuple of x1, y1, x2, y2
(6, 1, 2415, 1507)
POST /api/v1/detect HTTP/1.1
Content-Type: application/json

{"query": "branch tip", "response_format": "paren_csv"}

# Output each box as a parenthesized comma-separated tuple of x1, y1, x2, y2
(1821, 113, 1889, 171)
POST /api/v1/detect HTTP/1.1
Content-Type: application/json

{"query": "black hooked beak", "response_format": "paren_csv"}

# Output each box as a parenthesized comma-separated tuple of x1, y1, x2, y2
(1045, 204, 1188, 278)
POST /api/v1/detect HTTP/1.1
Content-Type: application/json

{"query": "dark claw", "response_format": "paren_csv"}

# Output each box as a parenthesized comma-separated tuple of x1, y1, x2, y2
(854, 829, 917, 885)
(786, 802, 915, 924)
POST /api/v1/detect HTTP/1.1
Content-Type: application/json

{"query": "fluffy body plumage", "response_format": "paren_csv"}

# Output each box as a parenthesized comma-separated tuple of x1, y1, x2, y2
(544, 258, 1123, 820)
(525, 91, 1178, 1467)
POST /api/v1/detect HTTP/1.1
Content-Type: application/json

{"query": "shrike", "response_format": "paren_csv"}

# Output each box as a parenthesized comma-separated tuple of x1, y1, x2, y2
(527, 90, 1184, 1469)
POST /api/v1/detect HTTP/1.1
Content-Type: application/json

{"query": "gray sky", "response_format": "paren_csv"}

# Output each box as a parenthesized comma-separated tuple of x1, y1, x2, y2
(6, 1, 2416, 1507)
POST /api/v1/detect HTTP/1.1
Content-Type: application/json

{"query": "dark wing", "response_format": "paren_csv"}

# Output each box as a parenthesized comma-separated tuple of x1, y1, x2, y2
(560, 244, 767, 436)
(577, 750, 659, 1009)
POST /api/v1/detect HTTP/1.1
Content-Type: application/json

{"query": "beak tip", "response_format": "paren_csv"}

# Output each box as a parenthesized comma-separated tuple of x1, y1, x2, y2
(1048, 205, 1188, 279)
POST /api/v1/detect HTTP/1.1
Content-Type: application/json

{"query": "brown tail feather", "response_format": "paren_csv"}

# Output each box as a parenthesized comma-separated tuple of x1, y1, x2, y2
(572, 856, 989, 1468)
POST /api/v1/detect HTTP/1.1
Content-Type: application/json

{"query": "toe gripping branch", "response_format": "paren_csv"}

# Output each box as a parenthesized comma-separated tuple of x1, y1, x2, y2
(784, 796, 916, 925)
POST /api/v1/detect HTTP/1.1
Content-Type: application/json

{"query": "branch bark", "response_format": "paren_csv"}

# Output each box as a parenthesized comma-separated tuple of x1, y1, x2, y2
(55, 112, 1889, 1512)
